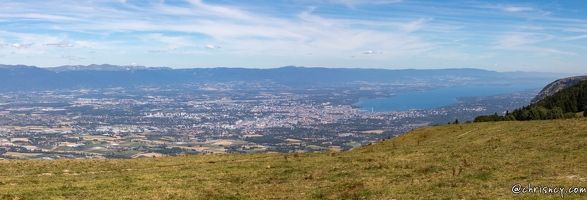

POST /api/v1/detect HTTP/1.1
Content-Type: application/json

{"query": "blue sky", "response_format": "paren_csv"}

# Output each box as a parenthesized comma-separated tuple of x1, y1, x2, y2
(1, 0, 587, 73)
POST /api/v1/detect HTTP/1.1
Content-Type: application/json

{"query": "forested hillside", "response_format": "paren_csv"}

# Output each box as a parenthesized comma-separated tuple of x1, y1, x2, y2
(475, 79, 587, 122)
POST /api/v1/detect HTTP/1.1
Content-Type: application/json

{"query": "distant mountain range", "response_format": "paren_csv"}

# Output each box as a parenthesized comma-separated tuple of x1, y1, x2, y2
(0, 64, 574, 92)
(46, 64, 173, 72)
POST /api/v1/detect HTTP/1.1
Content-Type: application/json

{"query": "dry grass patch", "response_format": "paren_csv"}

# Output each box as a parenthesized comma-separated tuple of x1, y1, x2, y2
(0, 119, 586, 199)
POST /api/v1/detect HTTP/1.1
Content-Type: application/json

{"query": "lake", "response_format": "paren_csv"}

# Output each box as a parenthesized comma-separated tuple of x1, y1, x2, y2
(353, 84, 544, 112)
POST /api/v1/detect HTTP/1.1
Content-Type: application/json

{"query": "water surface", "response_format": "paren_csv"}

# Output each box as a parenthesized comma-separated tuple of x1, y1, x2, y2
(353, 84, 543, 112)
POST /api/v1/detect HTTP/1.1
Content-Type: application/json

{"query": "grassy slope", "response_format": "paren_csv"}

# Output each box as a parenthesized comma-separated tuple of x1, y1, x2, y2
(1, 118, 587, 199)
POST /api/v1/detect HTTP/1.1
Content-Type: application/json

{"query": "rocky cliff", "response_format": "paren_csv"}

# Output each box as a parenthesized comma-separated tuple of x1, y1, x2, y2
(531, 75, 587, 103)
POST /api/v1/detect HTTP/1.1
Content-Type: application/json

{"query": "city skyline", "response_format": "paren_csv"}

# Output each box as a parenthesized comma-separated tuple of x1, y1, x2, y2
(1, 0, 587, 73)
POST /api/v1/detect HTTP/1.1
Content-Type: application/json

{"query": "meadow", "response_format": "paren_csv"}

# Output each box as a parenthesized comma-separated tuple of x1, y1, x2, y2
(1, 118, 587, 199)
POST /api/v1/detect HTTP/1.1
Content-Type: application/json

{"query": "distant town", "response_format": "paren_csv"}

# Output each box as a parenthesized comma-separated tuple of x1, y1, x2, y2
(0, 78, 538, 160)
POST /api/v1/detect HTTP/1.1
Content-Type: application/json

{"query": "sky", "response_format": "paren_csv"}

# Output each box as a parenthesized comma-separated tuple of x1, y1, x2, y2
(1, 0, 587, 73)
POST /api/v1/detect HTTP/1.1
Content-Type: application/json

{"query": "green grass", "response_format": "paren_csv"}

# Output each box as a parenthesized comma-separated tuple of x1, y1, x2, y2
(2, 118, 587, 199)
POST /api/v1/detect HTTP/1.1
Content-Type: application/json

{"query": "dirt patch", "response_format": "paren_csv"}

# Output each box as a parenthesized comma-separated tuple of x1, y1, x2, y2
(212, 140, 233, 145)
(22, 146, 41, 150)
(132, 153, 165, 158)
(285, 138, 302, 143)
(361, 130, 385, 134)
(11, 138, 30, 142)
(242, 134, 263, 138)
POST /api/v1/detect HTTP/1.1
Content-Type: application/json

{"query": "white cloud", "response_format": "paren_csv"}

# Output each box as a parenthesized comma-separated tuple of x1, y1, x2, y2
(61, 54, 85, 62)
(400, 18, 433, 32)
(363, 50, 381, 54)
(427, 51, 495, 60)
(494, 32, 552, 49)
(141, 34, 195, 48)
(44, 42, 74, 47)
(492, 33, 574, 56)
(11, 43, 34, 49)
(185, 0, 260, 22)
(0, 31, 66, 46)
(564, 28, 587, 33)
(503, 6, 533, 12)
(0, 13, 82, 21)
(0, 0, 585, 72)
(562, 35, 587, 41)
(561, 29, 587, 41)
(329, 0, 402, 8)
(0, 0, 434, 59)
(148, 50, 168, 53)
(147, 48, 186, 53)
(474, 4, 545, 15)
(205, 44, 220, 49)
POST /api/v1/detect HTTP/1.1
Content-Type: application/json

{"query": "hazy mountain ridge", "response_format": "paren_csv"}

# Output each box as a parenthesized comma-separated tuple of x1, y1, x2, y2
(531, 75, 587, 103)
(0, 64, 570, 92)
(47, 64, 173, 72)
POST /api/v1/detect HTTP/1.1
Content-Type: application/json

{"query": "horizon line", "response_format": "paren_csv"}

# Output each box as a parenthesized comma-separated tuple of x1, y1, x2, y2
(0, 63, 579, 74)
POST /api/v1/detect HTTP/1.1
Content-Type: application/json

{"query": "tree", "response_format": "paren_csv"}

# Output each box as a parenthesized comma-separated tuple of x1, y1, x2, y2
(454, 119, 459, 124)
(505, 114, 516, 121)
(527, 107, 542, 120)
(546, 107, 564, 120)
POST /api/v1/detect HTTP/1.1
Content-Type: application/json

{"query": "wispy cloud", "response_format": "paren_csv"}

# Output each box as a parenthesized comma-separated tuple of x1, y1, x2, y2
(329, 0, 403, 8)
(494, 32, 553, 49)
(0, 0, 586, 72)
(140, 34, 196, 48)
(562, 35, 587, 41)
(561, 29, 587, 41)
(0, 13, 82, 21)
(475, 3, 537, 13)
(363, 50, 382, 54)
(10, 43, 35, 49)
(502, 6, 533, 12)
(205, 45, 220, 50)
(44, 42, 74, 48)
(492, 32, 575, 56)
(427, 51, 495, 60)
(61, 54, 85, 63)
